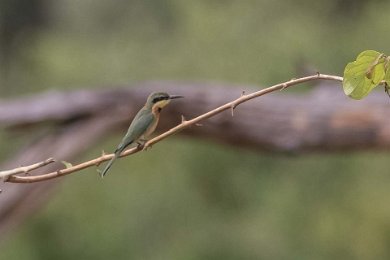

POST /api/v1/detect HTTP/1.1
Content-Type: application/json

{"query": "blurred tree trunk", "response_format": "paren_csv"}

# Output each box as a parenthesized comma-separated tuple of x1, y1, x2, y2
(0, 81, 389, 240)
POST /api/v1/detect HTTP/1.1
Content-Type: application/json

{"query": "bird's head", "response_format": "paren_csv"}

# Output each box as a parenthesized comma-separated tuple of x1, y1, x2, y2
(146, 92, 183, 110)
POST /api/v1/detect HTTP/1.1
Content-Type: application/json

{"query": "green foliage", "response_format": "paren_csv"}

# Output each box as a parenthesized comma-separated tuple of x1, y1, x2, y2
(386, 62, 390, 86)
(343, 50, 390, 99)
(61, 161, 73, 169)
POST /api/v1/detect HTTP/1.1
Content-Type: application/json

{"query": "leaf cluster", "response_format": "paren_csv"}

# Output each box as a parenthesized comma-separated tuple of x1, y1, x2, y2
(343, 50, 390, 99)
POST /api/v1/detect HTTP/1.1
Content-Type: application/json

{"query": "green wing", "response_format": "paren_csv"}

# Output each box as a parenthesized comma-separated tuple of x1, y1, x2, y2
(100, 108, 154, 177)
(116, 108, 154, 153)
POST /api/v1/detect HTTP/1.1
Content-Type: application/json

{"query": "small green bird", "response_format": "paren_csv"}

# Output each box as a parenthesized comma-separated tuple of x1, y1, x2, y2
(100, 92, 183, 177)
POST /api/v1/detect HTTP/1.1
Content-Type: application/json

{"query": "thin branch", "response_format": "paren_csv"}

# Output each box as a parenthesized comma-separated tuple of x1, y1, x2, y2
(0, 158, 55, 179)
(142, 74, 343, 149)
(5, 73, 343, 184)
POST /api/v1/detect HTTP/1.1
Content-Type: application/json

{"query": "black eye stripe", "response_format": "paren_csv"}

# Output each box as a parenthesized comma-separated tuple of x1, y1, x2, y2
(153, 96, 168, 103)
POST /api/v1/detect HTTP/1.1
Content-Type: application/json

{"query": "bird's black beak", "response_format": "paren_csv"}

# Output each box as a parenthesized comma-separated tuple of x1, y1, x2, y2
(169, 95, 184, 99)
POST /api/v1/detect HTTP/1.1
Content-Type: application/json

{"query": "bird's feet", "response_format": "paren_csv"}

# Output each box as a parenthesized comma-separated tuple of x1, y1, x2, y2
(137, 139, 153, 151)
(136, 142, 144, 150)
(137, 139, 151, 151)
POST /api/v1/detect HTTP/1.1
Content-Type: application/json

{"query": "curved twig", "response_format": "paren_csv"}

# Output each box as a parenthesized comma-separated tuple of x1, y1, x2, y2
(5, 73, 343, 184)
(0, 158, 55, 180)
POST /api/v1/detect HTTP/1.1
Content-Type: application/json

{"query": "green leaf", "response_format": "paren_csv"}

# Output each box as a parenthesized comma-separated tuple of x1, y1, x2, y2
(385, 59, 390, 86)
(343, 50, 386, 99)
(61, 161, 73, 169)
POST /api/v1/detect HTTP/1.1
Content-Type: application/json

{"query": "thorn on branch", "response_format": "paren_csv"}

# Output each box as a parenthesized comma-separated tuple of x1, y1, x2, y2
(280, 83, 288, 91)
(181, 115, 186, 123)
(230, 104, 237, 117)
(95, 150, 107, 166)
(241, 90, 246, 96)
(142, 143, 152, 151)
(195, 123, 203, 127)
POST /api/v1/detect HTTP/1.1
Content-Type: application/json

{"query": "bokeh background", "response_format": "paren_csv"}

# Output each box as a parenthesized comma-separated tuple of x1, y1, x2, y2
(1, 0, 390, 259)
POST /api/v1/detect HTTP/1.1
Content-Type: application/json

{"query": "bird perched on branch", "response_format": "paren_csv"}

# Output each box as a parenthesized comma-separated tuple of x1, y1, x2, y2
(100, 92, 183, 177)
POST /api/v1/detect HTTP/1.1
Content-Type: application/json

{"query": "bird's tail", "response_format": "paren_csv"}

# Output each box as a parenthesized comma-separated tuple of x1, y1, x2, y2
(100, 140, 133, 177)
(100, 148, 121, 177)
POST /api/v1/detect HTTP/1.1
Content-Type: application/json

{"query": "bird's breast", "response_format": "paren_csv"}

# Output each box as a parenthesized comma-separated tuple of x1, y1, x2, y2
(144, 113, 159, 138)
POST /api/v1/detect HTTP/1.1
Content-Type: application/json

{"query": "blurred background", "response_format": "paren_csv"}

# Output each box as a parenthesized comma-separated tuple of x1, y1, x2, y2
(1, 0, 390, 259)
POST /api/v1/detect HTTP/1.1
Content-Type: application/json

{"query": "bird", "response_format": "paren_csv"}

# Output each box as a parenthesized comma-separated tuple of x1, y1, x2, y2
(100, 92, 183, 177)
